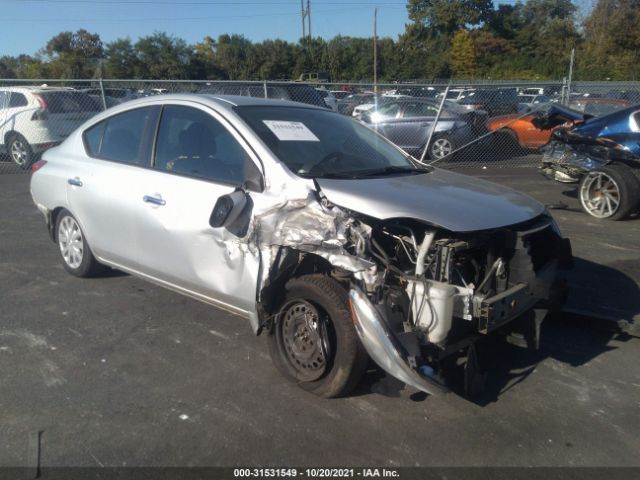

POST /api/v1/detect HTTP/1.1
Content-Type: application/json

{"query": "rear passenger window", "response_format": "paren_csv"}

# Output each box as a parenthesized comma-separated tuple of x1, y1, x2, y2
(84, 122, 106, 156)
(153, 105, 251, 186)
(9, 93, 28, 108)
(83, 107, 155, 165)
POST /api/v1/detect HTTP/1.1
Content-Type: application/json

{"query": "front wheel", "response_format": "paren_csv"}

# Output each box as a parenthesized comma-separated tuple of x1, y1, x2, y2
(8, 134, 33, 169)
(268, 274, 368, 398)
(578, 164, 640, 220)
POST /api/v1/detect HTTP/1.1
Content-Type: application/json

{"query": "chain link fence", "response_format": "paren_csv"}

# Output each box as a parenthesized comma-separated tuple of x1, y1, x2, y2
(1, 78, 639, 175)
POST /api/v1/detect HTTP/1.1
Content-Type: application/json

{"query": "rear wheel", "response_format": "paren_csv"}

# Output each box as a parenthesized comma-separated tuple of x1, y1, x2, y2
(578, 164, 640, 220)
(55, 209, 103, 277)
(428, 135, 455, 161)
(268, 274, 368, 398)
(8, 134, 33, 169)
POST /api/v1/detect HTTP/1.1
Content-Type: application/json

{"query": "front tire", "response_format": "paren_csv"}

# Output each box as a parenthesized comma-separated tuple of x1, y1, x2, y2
(578, 164, 640, 220)
(8, 134, 33, 169)
(55, 209, 103, 277)
(268, 274, 368, 398)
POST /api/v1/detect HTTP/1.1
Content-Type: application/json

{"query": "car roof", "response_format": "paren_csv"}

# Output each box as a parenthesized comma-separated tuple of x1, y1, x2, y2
(90, 93, 329, 114)
(569, 97, 631, 105)
(0, 86, 77, 92)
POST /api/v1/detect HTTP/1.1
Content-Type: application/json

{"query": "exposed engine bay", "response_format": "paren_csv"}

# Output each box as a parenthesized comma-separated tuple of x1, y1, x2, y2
(251, 188, 572, 396)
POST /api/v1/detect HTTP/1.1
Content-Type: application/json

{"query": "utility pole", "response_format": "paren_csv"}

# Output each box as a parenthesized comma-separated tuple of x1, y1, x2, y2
(307, 0, 312, 38)
(301, 0, 311, 40)
(566, 47, 575, 104)
(373, 7, 378, 94)
(301, 0, 306, 38)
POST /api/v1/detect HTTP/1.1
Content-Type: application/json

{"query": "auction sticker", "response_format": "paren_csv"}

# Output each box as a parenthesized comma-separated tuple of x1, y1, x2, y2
(263, 120, 320, 141)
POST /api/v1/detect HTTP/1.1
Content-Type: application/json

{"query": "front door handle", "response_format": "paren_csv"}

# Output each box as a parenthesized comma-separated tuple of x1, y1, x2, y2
(143, 195, 166, 206)
(67, 177, 83, 187)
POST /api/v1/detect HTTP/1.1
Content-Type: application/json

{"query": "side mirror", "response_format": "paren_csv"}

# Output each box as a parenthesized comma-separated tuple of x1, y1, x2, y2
(209, 190, 248, 228)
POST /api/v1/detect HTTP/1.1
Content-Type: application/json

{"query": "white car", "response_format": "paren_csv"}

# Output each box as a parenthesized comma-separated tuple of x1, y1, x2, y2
(0, 86, 101, 168)
(315, 87, 338, 111)
(517, 94, 553, 114)
(352, 101, 379, 118)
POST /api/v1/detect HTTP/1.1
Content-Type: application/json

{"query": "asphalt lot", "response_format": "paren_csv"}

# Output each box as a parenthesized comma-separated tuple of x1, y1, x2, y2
(1, 172, 639, 468)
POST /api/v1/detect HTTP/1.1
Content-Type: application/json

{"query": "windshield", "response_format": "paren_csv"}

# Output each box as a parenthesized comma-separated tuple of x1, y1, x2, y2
(235, 105, 422, 179)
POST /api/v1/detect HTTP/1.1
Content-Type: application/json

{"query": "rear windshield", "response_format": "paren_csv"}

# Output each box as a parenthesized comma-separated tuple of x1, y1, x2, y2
(38, 91, 101, 113)
(459, 90, 517, 103)
(282, 86, 326, 107)
(235, 105, 417, 179)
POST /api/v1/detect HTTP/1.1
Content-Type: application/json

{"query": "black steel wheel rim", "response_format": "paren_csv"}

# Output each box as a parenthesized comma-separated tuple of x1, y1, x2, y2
(277, 300, 331, 382)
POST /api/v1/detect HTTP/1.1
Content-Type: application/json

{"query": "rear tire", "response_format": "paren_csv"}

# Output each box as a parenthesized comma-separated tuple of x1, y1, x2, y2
(268, 274, 368, 398)
(428, 135, 455, 161)
(8, 134, 33, 169)
(55, 209, 104, 277)
(578, 163, 640, 220)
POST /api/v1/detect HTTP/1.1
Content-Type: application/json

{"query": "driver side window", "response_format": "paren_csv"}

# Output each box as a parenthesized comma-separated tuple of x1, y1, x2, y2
(154, 105, 256, 187)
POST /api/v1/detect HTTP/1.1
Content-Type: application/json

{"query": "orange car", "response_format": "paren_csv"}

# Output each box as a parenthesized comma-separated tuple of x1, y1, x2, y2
(486, 98, 631, 149)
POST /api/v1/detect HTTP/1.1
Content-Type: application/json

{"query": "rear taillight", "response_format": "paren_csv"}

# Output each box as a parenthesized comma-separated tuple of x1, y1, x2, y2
(31, 94, 49, 120)
(33, 94, 47, 109)
(31, 160, 47, 173)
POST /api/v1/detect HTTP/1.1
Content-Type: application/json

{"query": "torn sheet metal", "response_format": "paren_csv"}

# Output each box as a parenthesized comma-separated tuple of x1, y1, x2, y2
(227, 189, 379, 332)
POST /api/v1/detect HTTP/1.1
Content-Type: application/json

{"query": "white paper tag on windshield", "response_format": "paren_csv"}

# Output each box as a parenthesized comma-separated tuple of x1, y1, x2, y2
(263, 120, 320, 141)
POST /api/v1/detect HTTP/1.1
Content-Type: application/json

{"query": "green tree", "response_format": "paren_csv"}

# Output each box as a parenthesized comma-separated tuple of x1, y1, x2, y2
(212, 34, 253, 80)
(407, 0, 493, 35)
(510, 0, 580, 78)
(43, 29, 103, 78)
(450, 30, 477, 78)
(103, 38, 137, 78)
(134, 32, 191, 79)
(578, 0, 640, 80)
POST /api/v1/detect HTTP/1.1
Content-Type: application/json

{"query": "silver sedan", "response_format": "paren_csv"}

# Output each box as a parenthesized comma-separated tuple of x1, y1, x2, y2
(31, 94, 571, 398)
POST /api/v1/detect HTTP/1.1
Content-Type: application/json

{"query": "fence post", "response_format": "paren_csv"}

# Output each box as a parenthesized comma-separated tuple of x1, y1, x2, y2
(263, 80, 268, 99)
(566, 47, 575, 104)
(99, 78, 107, 111)
(419, 83, 450, 164)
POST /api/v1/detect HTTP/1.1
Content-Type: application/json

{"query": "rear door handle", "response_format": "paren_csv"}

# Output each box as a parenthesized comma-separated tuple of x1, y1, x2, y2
(143, 195, 166, 206)
(67, 177, 83, 187)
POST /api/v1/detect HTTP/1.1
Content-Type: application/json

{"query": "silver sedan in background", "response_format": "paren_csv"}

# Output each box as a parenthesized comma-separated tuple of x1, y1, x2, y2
(31, 94, 571, 398)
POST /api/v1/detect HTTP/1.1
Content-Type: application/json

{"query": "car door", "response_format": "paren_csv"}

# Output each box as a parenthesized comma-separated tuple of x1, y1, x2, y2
(66, 105, 160, 269)
(368, 102, 402, 141)
(134, 103, 264, 316)
(394, 102, 440, 150)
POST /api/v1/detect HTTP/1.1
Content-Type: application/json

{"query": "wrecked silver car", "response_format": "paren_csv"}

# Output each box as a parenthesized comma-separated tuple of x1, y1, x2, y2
(537, 104, 640, 220)
(30, 94, 572, 398)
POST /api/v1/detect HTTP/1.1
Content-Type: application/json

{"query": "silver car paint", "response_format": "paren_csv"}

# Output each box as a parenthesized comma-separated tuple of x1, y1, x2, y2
(31, 93, 550, 393)
(316, 168, 544, 232)
(349, 287, 447, 396)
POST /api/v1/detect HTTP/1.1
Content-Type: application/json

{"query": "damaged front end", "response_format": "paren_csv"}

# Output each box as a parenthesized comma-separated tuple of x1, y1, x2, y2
(344, 214, 571, 396)
(536, 104, 640, 183)
(246, 180, 572, 397)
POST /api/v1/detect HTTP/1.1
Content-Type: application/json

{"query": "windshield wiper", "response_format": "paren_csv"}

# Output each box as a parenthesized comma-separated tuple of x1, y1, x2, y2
(354, 165, 429, 178)
(298, 171, 362, 179)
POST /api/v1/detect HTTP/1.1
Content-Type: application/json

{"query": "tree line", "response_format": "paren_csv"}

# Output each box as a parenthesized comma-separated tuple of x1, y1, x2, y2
(0, 0, 638, 82)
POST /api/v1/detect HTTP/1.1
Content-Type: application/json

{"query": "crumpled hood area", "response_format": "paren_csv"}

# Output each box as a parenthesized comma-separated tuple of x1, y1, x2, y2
(316, 168, 545, 232)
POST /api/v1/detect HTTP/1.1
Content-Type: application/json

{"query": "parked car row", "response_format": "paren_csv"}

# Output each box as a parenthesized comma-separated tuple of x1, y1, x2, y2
(3, 81, 639, 170)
